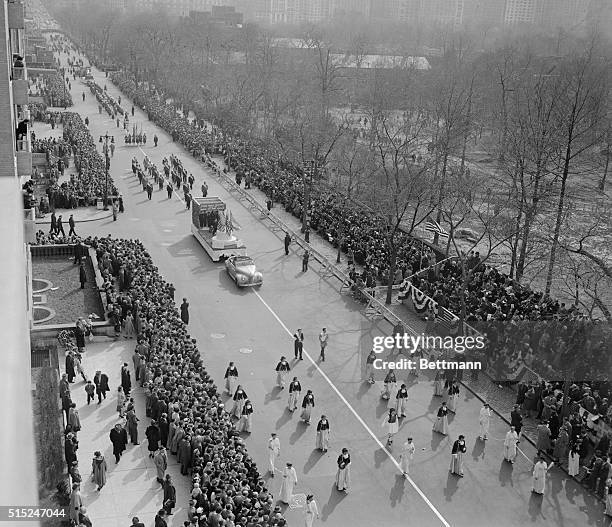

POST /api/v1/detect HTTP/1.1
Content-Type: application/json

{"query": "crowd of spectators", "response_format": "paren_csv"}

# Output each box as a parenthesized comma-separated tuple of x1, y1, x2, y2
(30, 71, 73, 108)
(90, 236, 285, 526)
(110, 70, 611, 415)
(39, 111, 118, 209)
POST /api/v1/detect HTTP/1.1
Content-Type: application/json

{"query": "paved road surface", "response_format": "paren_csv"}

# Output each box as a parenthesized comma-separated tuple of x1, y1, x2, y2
(42, 43, 610, 527)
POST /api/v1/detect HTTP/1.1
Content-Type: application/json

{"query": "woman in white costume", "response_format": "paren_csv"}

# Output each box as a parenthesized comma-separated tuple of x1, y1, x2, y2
(336, 448, 351, 492)
(224, 362, 239, 395)
(531, 456, 554, 495)
(300, 390, 315, 424)
(503, 426, 519, 464)
(288, 377, 302, 412)
(395, 384, 409, 418)
(279, 462, 298, 504)
(304, 494, 320, 527)
(382, 408, 399, 445)
(316, 415, 330, 452)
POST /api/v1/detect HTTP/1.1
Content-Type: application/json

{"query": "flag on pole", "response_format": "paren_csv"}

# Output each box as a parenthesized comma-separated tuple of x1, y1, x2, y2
(424, 218, 449, 238)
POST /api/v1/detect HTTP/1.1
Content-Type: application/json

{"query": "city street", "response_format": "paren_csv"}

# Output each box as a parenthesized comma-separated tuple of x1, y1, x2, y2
(42, 48, 610, 527)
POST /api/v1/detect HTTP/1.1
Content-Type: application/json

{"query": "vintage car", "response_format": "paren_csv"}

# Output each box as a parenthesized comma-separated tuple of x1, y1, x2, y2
(225, 255, 263, 287)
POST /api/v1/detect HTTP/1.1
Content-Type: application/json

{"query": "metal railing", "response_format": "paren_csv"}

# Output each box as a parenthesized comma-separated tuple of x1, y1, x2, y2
(16, 138, 31, 152)
(206, 162, 413, 333)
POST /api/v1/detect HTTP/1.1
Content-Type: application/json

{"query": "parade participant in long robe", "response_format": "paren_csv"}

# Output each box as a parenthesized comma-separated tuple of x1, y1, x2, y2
(479, 403, 492, 440)
(381, 369, 397, 401)
(395, 384, 409, 417)
(447, 381, 460, 413)
(224, 362, 239, 395)
(237, 400, 253, 433)
(504, 426, 519, 464)
(433, 402, 449, 435)
(288, 377, 302, 412)
(433, 370, 444, 396)
(300, 390, 315, 424)
(531, 456, 554, 495)
(365, 350, 377, 384)
(399, 437, 415, 477)
(382, 408, 399, 445)
(316, 415, 330, 452)
(275, 356, 291, 389)
(231, 385, 248, 419)
(450, 435, 467, 476)
(279, 463, 298, 504)
(336, 448, 351, 492)
(268, 433, 281, 476)
(304, 494, 320, 527)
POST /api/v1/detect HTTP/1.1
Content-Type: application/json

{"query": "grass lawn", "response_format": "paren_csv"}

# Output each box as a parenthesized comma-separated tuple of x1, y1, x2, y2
(32, 256, 103, 325)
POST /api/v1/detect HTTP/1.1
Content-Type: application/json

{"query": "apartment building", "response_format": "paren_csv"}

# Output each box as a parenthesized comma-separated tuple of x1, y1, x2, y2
(0, 0, 38, 514)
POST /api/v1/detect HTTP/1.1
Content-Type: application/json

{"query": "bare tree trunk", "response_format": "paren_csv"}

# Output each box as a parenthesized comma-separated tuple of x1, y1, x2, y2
(386, 244, 397, 305)
(545, 145, 571, 296)
(599, 145, 610, 192)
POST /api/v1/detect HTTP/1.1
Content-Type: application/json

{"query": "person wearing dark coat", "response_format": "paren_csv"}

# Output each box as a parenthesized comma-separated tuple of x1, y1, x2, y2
(510, 404, 523, 440)
(79, 262, 87, 289)
(162, 475, 176, 515)
(50, 211, 57, 234)
(109, 423, 128, 463)
(146, 421, 160, 457)
(68, 214, 77, 236)
(74, 241, 86, 264)
(154, 510, 168, 527)
(64, 433, 78, 466)
(74, 323, 86, 351)
(178, 435, 192, 475)
(158, 414, 169, 447)
(94, 371, 110, 404)
(56, 215, 65, 236)
(180, 298, 189, 325)
(65, 351, 76, 383)
(121, 363, 132, 396)
(284, 232, 291, 255)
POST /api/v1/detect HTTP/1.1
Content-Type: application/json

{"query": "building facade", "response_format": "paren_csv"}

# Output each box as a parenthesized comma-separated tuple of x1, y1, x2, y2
(0, 0, 38, 514)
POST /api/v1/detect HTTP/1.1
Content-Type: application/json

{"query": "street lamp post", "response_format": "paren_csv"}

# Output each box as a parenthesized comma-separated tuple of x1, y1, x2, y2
(99, 133, 114, 210)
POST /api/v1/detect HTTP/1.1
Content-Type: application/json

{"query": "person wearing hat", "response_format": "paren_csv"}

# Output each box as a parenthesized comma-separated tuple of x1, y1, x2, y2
(479, 403, 492, 441)
(162, 474, 176, 515)
(154, 446, 168, 484)
(304, 494, 320, 527)
(279, 462, 297, 504)
(268, 432, 281, 476)
(109, 422, 128, 463)
(450, 434, 467, 477)
(399, 437, 415, 477)
(146, 420, 160, 458)
(130, 517, 145, 527)
(154, 509, 168, 527)
(336, 448, 351, 492)
(275, 356, 291, 389)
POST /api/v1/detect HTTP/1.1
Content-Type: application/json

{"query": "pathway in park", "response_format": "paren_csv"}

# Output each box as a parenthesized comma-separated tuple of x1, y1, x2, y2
(44, 41, 610, 527)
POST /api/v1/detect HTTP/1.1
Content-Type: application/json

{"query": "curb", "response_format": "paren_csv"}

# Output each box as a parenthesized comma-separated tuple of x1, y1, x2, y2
(36, 212, 114, 225)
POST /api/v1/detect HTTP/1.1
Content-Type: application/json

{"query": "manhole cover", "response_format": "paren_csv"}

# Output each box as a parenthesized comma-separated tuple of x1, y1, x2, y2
(211, 333, 225, 339)
(239, 348, 252, 354)
(289, 494, 306, 509)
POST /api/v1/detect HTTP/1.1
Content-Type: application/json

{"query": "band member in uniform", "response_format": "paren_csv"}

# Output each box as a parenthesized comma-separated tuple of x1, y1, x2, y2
(316, 415, 330, 452)
(237, 400, 253, 433)
(231, 386, 248, 419)
(224, 362, 239, 395)
(268, 433, 280, 476)
(395, 384, 409, 418)
(336, 448, 351, 492)
(433, 402, 449, 435)
(450, 435, 467, 477)
(381, 369, 397, 401)
(288, 377, 302, 412)
(300, 390, 315, 424)
(275, 356, 291, 389)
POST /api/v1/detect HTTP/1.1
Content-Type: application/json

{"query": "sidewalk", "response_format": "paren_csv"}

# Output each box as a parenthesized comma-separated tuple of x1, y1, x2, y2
(67, 339, 189, 527)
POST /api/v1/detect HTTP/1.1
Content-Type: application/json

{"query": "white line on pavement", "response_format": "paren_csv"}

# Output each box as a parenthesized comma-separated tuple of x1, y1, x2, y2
(252, 289, 451, 527)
